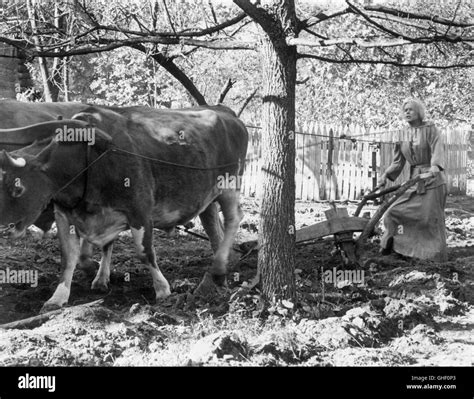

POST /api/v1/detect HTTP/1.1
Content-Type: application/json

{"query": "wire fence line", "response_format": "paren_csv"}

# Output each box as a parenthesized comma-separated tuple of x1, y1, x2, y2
(241, 121, 470, 201)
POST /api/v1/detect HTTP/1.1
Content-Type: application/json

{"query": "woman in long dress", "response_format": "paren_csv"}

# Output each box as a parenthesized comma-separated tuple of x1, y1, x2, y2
(379, 98, 447, 261)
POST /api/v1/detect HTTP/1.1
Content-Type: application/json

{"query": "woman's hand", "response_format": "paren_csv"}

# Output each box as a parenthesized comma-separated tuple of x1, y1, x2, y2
(429, 165, 441, 175)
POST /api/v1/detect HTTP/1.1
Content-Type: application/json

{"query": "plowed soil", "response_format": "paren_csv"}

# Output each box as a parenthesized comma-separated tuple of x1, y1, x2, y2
(0, 195, 473, 367)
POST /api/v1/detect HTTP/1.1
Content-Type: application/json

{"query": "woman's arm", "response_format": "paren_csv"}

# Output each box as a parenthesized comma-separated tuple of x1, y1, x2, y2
(383, 142, 406, 182)
(428, 124, 445, 173)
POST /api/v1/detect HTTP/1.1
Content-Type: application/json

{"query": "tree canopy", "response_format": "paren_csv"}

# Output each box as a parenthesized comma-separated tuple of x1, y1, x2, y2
(0, 0, 471, 127)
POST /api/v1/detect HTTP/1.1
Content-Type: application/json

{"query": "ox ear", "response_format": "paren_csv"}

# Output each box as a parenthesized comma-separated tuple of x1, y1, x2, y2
(11, 180, 26, 198)
(2, 150, 26, 168)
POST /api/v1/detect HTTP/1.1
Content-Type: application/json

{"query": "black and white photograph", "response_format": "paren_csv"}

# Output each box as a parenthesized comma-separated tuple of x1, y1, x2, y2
(0, 0, 472, 395)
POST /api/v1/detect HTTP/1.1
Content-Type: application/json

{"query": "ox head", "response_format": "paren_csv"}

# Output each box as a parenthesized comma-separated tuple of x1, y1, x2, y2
(0, 113, 113, 239)
(0, 147, 55, 239)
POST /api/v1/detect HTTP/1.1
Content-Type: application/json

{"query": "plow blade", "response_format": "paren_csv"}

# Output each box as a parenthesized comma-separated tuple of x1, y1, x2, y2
(296, 216, 369, 244)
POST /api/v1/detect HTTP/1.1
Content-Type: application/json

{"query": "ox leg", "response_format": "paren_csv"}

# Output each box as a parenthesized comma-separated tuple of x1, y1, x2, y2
(211, 190, 243, 285)
(32, 203, 56, 240)
(91, 242, 113, 291)
(131, 224, 171, 299)
(41, 207, 80, 313)
(199, 202, 224, 253)
(78, 239, 99, 272)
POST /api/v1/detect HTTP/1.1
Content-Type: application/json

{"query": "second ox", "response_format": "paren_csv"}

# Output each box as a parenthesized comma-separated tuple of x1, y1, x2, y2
(0, 99, 91, 235)
(0, 105, 248, 312)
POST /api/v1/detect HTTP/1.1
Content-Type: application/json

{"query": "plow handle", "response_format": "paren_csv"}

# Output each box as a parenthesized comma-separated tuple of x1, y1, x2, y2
(355, 173, 434, 254)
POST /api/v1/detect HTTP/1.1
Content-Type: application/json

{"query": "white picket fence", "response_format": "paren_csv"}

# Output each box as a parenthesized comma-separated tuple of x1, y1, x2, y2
(241, 121, 470, 200)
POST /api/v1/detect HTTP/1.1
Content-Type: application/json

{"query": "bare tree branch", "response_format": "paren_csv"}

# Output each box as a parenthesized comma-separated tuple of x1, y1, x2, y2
(301, 26, 357, 61)
(233, 0, 275, 35)
(300, 6, 350, 29)
(162, 0, 178, 36)
(443, 0, 462, 36)
(86, 12, 248, 38)
(0, 35, 257, 58)
(368, 13, 439, 33)
(346, 0, 471, 45)
(178, 37, 256, 50)
(2, 0, 472, 82)
(75, 1, 100, 28)
(217, 78, 236, 104)
(364, 4, 474, 28)
(131, 12, 151, 34)
(208, 0, 218, 25)
(175, 11, 248, 37)
(31, 8, 247, 42)
(287, 37, 415, 49)
(296, 77, 310, 85)
(130, 43, 207, 106)
(298, 52, 474, 69)
(346, 0, 416, 42)
(150, 0, 159, 31)
(298, 2, 473, 31)
(200, 2, 210, 30)
(302, 27, 328, 40)
(237, 88, 257, 117)
(228, 19, 252, 37)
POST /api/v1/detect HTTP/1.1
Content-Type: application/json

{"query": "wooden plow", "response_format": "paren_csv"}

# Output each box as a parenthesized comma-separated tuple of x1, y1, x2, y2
(295, 173, 433, 266)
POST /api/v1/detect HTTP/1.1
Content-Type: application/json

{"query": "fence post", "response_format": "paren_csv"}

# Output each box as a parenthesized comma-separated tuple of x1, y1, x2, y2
(327, 128, 335, 199)
(371, 147, 378, 191)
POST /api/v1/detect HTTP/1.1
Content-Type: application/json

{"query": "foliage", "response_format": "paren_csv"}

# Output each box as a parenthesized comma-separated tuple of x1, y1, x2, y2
(84, 49, 190, 107)
(294, 0, 473, 128)
(0, 0, 471, 126)
(295, 58, 473, 129)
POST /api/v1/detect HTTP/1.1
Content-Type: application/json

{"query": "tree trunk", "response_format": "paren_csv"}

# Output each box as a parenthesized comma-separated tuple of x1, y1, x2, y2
(256, 2, 298, 303)
(26, 0, 57, 102)
(258, 38, 297, 302)
(49, 57, 61, 102)
(233, 0, 297, 303)
(48, 1, 62, 102)
(63, 57, 69, 102)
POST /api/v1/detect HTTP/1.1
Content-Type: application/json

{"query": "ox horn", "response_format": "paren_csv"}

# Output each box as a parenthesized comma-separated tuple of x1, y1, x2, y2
(3, 150, 26, 168)
(72, 112, 112, 142)
(72, 111, 102, 125)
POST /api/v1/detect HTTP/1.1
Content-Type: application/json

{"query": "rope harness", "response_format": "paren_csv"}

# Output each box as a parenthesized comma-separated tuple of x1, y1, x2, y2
(50, 145, 242, 200)
(0, 142, 243, 237)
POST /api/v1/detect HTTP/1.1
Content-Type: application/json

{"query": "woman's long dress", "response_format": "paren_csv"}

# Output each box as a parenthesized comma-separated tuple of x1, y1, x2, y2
(380, 123, 447, 261)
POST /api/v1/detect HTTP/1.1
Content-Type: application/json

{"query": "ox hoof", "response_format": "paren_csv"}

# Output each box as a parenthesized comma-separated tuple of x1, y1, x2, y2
(194, 272, 219, 299)
(91, 279, 109, 292)
(40, 302, 63, 314)
(155, 289, 171, 300)
(211, 273, 227, 287)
